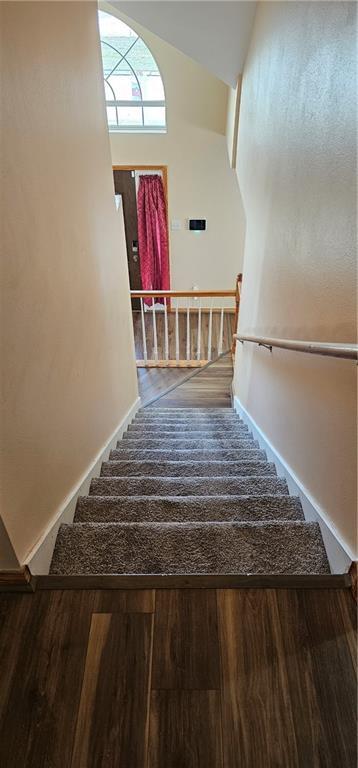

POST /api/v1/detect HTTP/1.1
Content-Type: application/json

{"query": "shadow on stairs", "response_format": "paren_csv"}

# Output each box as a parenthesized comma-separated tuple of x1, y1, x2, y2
(138, 351, 234, 408)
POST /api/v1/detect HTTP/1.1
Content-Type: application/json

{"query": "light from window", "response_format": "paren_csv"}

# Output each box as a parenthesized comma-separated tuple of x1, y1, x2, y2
(98, 10, 166, 132)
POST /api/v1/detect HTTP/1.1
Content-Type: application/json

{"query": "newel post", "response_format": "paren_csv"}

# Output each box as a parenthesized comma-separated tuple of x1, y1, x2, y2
(231, 273, 243, 355)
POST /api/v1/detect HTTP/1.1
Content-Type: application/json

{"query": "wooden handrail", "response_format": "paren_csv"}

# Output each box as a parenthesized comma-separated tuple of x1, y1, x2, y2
(130, 290, 236, 298)
(234, 334, 358, 361)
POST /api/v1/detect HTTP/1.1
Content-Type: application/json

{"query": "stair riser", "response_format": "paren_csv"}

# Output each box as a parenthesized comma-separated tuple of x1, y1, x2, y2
(109, 449, 266, 462)
(116, 438, 258, 450)
(75, 495, 304, 523)
(90, 477, 289, 497)
(50, 521, 330, 576)
(100, 461, 276, 478)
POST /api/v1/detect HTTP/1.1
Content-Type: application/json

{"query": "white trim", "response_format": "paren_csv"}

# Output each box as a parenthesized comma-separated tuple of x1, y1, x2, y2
(108, 127, 167, 134)
(233, 396, 354, 573)
(106, 100, 165, 108)
(26, 397, 141, 574)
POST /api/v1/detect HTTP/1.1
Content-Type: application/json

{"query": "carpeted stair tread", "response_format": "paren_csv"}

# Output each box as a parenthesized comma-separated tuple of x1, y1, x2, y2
(127, 422, 249, 433)
(116, 437, 259, 450)
(90, 475, 289, 497)
(101, 460, 277, 478)
(143, 407, 233, 413)
(50, 404, 331, 577)
(50, 521, 330, 575)
(124, 429, 251, 440)
(134, 414, 243, 422)
(109, 448, 266, 462)
(75, 494, 305, 523)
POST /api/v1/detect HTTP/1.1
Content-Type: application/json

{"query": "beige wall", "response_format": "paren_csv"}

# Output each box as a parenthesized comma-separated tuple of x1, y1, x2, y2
(233, 2, 357, 556)
(105, 3, 245, 296)
(0, 2, 138, 565)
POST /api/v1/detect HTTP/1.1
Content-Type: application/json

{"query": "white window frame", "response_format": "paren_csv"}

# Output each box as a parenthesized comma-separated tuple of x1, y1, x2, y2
(100, 18, 166, 133)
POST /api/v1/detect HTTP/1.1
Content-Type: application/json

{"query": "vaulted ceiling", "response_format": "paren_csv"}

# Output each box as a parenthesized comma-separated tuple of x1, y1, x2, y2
(111, 1, 257, 87)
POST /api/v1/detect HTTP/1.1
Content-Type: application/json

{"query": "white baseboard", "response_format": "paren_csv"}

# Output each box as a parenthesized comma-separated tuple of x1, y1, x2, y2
(27, 397, 141, 574)
(233, 396, 353, 574)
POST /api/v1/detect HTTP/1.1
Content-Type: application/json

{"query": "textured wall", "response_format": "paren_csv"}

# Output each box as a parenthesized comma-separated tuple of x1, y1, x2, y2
(114, 1, 256, 86)
(0, 2, 138, 564)
(233, 1, 357, 555)
(105, 3, 245, 296)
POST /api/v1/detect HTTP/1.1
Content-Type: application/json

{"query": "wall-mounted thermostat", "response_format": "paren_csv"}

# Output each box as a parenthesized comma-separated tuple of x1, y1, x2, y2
(188, 219, 206, 231)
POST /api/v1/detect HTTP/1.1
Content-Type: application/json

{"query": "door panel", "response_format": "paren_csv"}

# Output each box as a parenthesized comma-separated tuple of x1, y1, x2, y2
(113, 170, 141, 309)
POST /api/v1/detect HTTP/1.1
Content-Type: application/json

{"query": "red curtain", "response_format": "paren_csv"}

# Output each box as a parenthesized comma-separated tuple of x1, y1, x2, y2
(137, 175, 170, 304)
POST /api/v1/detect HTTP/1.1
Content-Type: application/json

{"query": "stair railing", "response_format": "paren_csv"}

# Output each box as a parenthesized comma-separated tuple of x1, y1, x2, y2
(234, 334, 358, 360)
(231, 273, 243, 355)
(130, 289, 239, 368)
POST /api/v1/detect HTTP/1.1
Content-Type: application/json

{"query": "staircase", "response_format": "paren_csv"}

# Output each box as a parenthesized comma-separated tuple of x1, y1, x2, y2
(50, 407, 330, 577)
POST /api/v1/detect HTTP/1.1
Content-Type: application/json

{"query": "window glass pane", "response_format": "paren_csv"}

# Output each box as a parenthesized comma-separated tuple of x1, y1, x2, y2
(107, 61, 141, 101)
(143, 106, 166, 127)
(106, 106, 118, 126)
(116, 106, 143, 127)
(101, 42, 122, 80)
(104, 81, 116, 101)
(99, 11, 138, 64)
(140, 73, 165, 100)
(99, 10, 166, 132)
(126, 38, 165, 100)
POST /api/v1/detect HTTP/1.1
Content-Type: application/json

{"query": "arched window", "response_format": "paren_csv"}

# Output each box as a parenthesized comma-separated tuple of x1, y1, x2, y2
(98, 10, 166, 132)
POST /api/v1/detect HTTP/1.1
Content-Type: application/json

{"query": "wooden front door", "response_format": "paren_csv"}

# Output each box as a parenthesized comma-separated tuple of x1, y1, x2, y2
(113, 170, 141, 308)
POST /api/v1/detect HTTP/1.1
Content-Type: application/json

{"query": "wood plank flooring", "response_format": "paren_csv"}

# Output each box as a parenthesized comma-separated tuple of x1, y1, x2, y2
(0, 588, 356, 767)
(138, 353, 234, 407)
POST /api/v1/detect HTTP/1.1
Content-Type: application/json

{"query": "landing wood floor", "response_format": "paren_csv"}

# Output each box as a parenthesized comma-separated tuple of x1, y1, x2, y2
(138, 352, 234, 407)
(0, 588, 356, 767)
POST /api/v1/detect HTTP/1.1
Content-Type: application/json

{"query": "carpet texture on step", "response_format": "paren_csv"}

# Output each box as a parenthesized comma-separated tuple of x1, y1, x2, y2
(127, 423, 249, 434)
(109, 448, 266, 462)
(133, 412, 244, 424)
(75, 495, 305, 524)
(50, 521, 330, 575)
(116, 438, 259, 450)
(101, 460, 276, 478)
(124, 429, 250, 439)
(50, 404, 331, 577)
(90, 476, 289, 497)
(143, 408, 234, 413)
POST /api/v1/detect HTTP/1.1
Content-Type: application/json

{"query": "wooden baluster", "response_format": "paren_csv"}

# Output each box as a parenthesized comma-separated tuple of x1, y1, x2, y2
(208, 300, 213, 361)
(186, 300, 190, 361)
(197, 299, 201, 361)
(152, 297, 158, 361)
(164, 297, 169, 361)
(218, 307, 224, 355)
(175, 300, 179, 363)
(140, 298, 147, 364)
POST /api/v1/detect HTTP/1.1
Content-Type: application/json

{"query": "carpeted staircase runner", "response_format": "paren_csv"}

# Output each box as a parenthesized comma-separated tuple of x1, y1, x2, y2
(50, 407, 330, 575)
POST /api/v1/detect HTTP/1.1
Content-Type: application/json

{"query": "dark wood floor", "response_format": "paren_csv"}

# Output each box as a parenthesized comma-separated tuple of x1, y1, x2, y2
(0, 587, 356, 767)
(138, 353, 234, 407)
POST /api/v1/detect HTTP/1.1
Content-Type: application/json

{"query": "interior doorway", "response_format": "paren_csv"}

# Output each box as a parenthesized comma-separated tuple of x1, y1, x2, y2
(112, 165, 169, 309)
